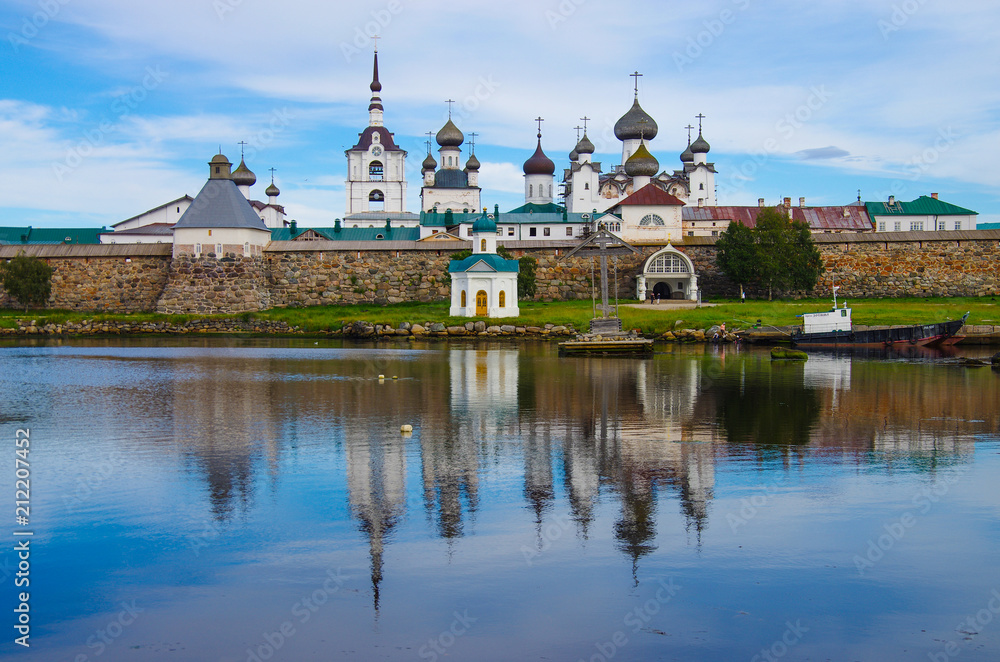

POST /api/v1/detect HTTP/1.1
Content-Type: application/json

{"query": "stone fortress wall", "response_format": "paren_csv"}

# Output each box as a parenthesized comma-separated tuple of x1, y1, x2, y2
(1, 231, 998, 313)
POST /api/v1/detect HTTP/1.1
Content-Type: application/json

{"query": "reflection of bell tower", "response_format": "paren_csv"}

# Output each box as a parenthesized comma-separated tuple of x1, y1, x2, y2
(345, 426, 407, 612)
(345, 47, 408, 215)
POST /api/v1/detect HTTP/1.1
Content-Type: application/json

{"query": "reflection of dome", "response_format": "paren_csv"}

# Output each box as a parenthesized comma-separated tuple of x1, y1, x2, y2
(436, 119, 464, 147)
(465, 153, 480, 171)
(690, 132, 710, 154)
(576, 133, 595, 154)
(232, 158, 256, 186)
(422, 152, 437, 170)
(265, 182, 280, 197)
(523, 137, 555, 175)
(624, 142, 659, 177)
(615, 98, 658, 141)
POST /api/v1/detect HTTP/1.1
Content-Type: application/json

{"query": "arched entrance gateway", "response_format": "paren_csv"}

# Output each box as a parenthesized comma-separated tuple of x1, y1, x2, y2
(637, 244, 699, 301)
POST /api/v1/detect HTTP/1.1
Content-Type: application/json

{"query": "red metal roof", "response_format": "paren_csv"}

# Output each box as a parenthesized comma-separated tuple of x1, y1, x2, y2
(681, 206, 872, 232)
(614, 183, 686, 207)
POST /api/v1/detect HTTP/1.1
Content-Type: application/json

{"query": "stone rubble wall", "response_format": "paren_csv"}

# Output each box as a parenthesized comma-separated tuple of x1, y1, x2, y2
(156, 254, 271, 314)
(0, 256, 169, 312)
(1, 234, 998, 314)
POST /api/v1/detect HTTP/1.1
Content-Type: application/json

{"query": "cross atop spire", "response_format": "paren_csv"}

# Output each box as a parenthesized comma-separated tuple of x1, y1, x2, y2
(468, 131, 478, 154)
(445, 99, 455, 118)
(425, 131, 434, 153)
(637, 118, 649, 141)
(372, 34, 379, 53)
(580, 116, 590, 133)
(630, 71, 642, 96)
(696, 113, 706, 133)
(535, 116, 544, 138)
(574, 125, 583, 141)
(268, 167, 276, 183)
(238, 140, 248, 158)
(685, 124, 694, 143)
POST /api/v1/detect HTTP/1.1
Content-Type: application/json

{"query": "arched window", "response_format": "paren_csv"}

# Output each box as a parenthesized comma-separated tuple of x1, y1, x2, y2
(368, 189, 384, 211)
(243, 242, 250, 256)
(584, 182, 589, 190)
(480, 238, 487, 252)
(639, 214, 665, 226)
(529, 184, 533, 197)
(461, 290, 467, 307)
(369, 160, 384, 181)
(548, 185, 552, 197)
(647, 252, 691, 274)
(499, 290, 506, 308)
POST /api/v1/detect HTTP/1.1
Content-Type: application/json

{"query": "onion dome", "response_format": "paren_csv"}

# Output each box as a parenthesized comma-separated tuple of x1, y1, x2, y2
(614, 97, 658, 141)
(523, 135, 555, 175)
(680, 141, 694, 163)
(569, 146, 579, 161)
(576, 133, 595, 155)
(232, 158, 256, 187)
(265, 181, 280, 197)
(690, 131, 710, 154)
(472, 211, 496, 234)
(422, 152, 437, 170)
(624, 142, 659, 177)
(436, 118, 464, 147)
(465, 152, 480, 171)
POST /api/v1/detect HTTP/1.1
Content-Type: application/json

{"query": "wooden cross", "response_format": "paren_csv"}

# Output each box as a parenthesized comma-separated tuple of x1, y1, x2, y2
(630, 71, 642, 95)
(445, 99, 455, 118)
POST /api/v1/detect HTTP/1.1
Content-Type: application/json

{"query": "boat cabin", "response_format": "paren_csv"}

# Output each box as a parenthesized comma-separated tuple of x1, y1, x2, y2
(802, 305, 852, 334)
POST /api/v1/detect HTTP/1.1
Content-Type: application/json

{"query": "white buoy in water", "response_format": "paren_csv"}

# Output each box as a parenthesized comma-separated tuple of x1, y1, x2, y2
(400, 424, 413, 433)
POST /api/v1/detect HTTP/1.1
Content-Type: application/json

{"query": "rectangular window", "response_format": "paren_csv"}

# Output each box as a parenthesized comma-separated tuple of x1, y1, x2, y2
(529, 227, 537, 237)
(911, 221, 923, 231)
(878, 221, 886, 232)
(711, 230, 718, 237)
(687, 231, 694, 236)
(543, 227, 551, 237)
(216, 243, 223, 256)
(954, 221, 962, 231)
(194, 243, 202, 256)
(566, 227, 573, 236)
(893, 220, 901, 231)
(508, 227, 514, 236)
(466, 227, 472, 236)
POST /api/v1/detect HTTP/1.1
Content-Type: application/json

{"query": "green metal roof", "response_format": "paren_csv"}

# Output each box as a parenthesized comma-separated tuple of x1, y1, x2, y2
(865, 196, 977, 217)
(977, 222, 1000, 230)
(485, 212, 589, 225)
(270, 226, 420, 242)
(448, 253, 519, 273)
(506, 202, 566, 214)
(419, 210, 479, 227)
(0, 226, 103, 244)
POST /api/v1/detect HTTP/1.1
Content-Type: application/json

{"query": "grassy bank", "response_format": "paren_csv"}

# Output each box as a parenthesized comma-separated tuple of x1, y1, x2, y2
(1, 297, 994, 336)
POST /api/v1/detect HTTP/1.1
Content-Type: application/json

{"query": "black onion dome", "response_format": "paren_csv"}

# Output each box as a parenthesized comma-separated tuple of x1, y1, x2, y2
(569, 147, 579, 161)
(523, 138, 555, 175)
(436, 119, 464, 147)
(680, 142, 694, 163)
(576, 133, 595, 154)
(232, 158, 256, 186)
(465, 153, 480, 171)
(614, 98, 658, 141)
(624, 142, 659, 177)
(690, 131, 710, 154)
(422, 152, 437, 170)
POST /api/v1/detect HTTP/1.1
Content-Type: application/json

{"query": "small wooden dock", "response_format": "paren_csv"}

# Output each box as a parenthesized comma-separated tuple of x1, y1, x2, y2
(558, 337, 654, 356)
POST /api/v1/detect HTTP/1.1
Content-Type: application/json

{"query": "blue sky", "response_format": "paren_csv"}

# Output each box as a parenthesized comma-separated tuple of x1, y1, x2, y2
(2, 0, 998, 228)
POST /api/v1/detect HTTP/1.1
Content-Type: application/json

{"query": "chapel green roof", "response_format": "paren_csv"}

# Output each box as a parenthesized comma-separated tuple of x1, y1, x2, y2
(448, 253, 520, 274)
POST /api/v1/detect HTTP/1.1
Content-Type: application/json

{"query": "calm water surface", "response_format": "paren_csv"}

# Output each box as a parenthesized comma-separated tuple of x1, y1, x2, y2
(1, 338, 998, 661)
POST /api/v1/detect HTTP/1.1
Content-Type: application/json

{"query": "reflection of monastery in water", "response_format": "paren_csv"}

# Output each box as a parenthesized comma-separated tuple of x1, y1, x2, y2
(170, 345, 992, 607)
